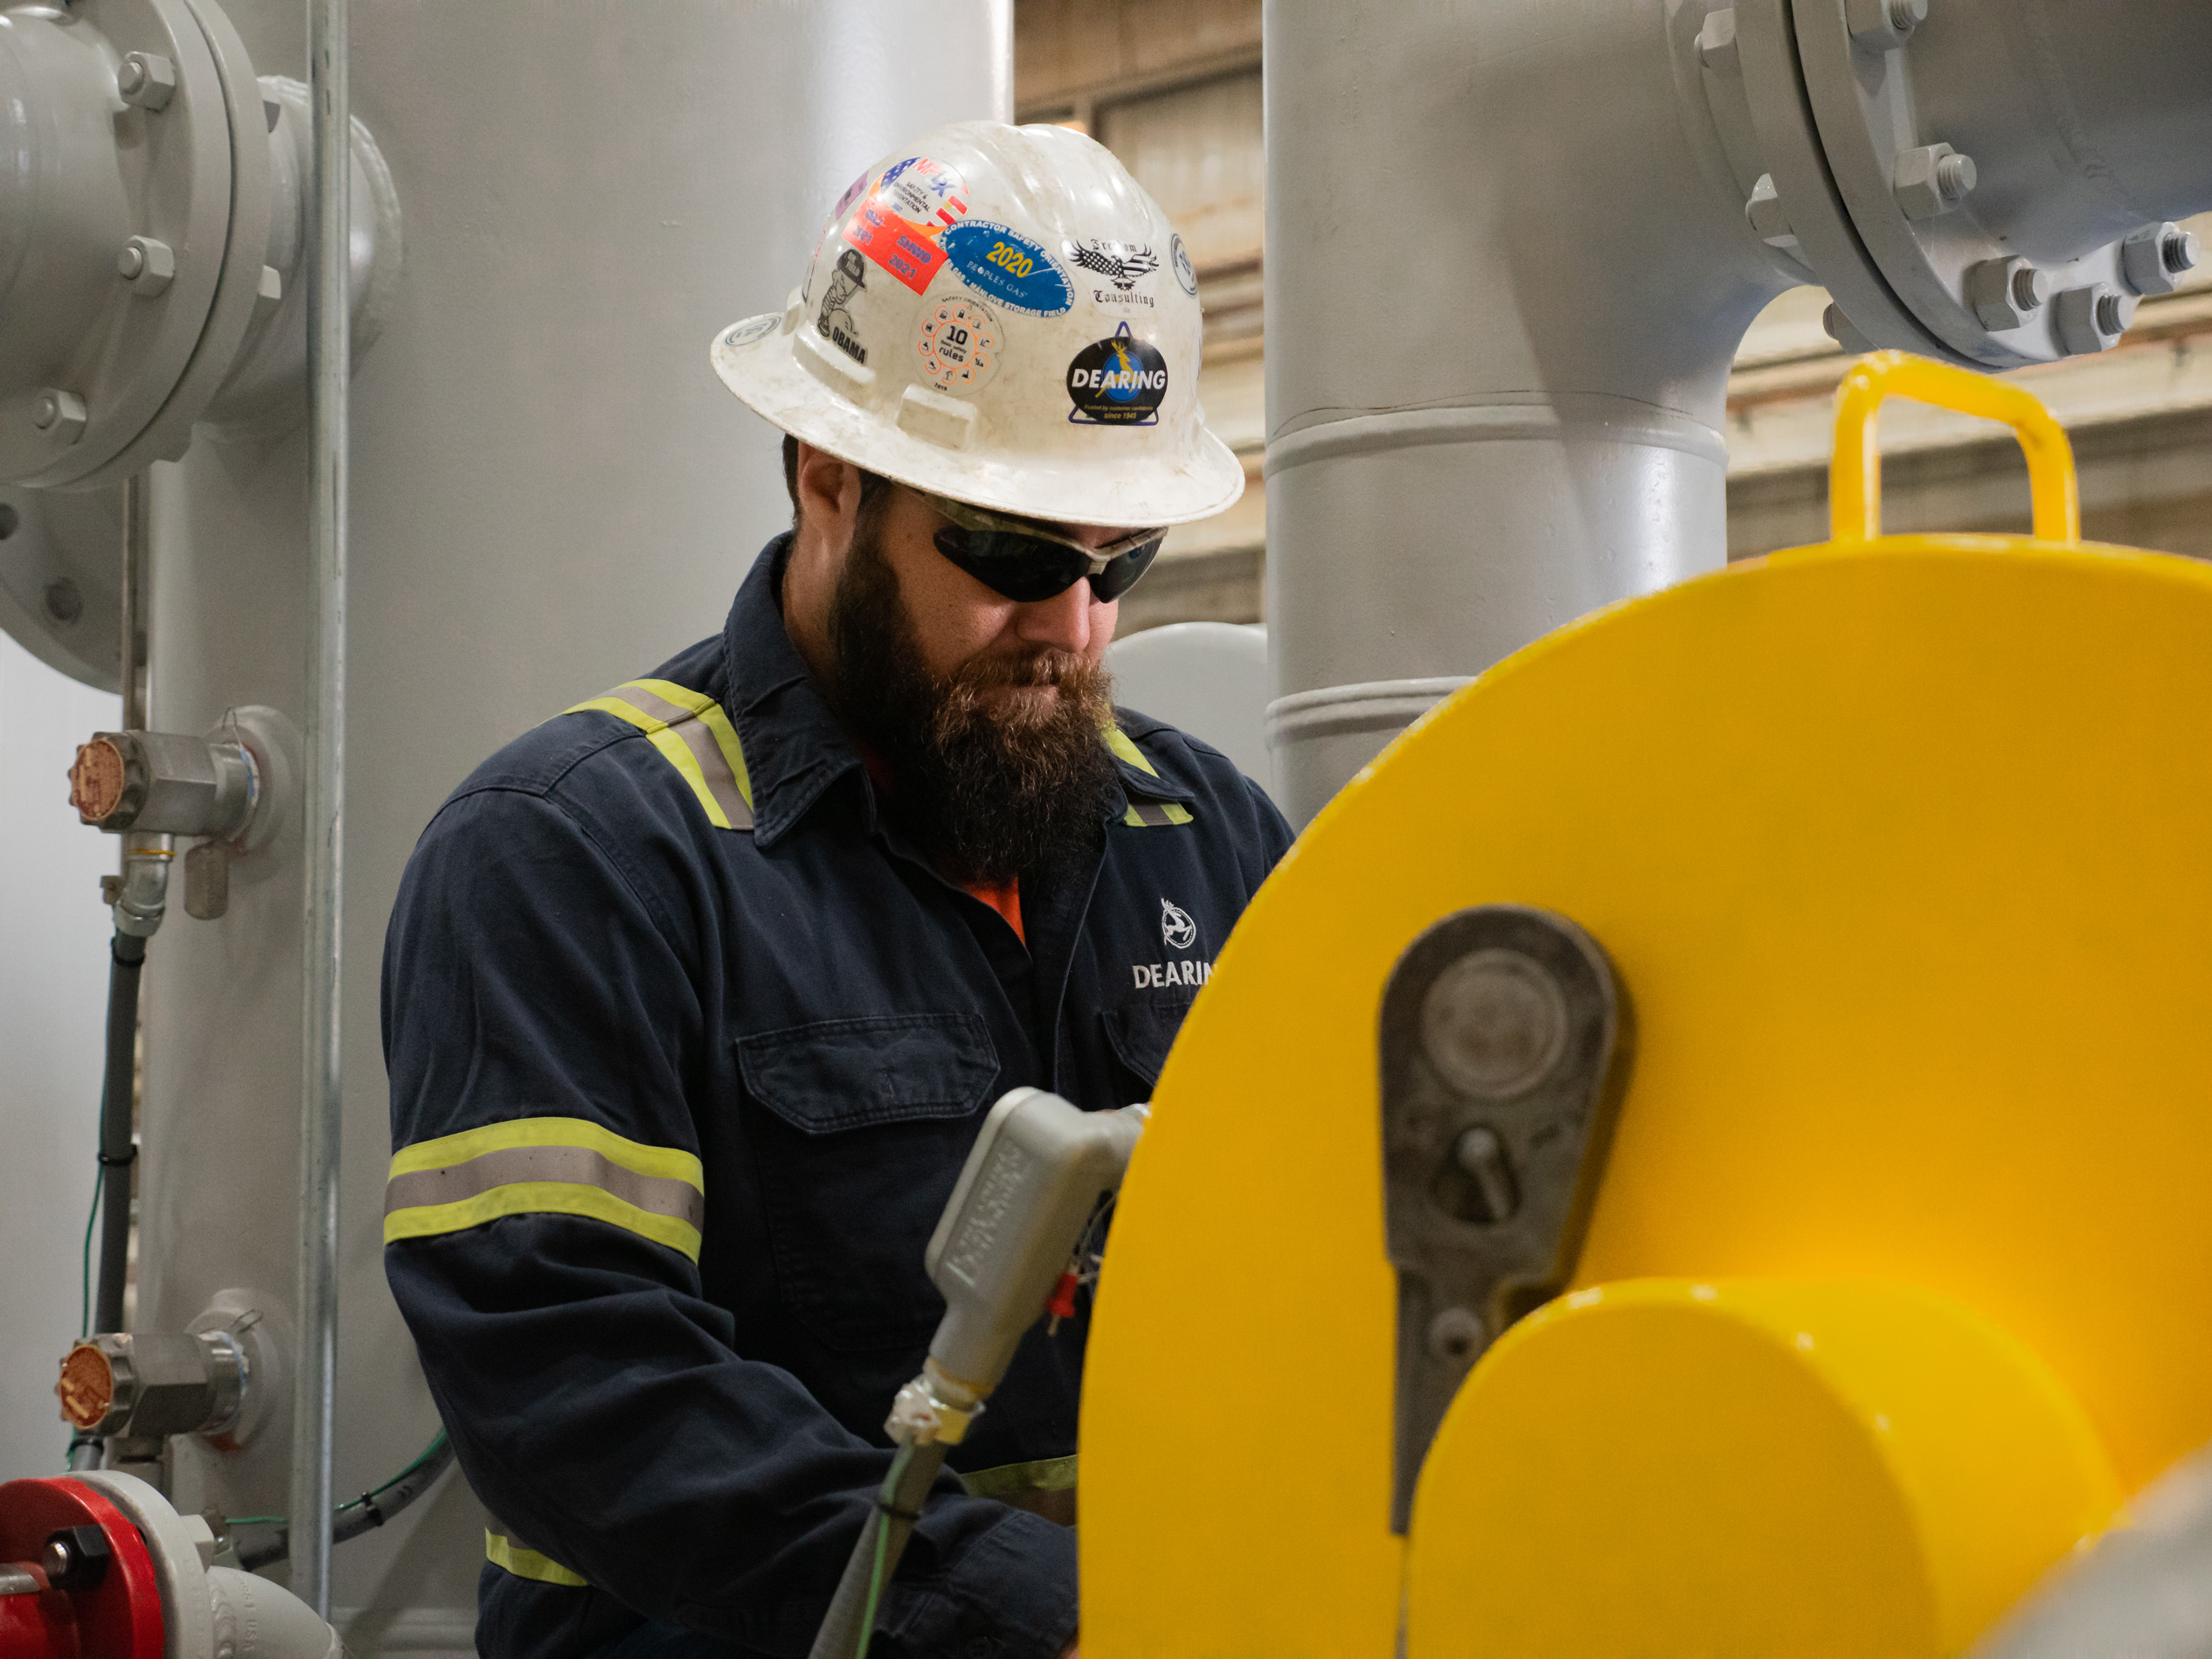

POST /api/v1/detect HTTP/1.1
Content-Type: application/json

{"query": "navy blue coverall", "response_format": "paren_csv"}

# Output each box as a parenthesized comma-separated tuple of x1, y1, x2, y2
(382, 535, 1294, 1659)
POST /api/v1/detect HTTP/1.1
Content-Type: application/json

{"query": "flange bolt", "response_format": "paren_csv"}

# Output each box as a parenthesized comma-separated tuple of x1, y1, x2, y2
(2121, 222, 2202, 296)
(41, 1527, 112, 1592)
(31, 390, 89, 444)
(1847, 0, 1927, 51)
(117, 236, 176, 295)
(1696, 8, 1739, 73)
(1966, 256, 2048, 331)
(2055, 282, 2134, 355)
(116, 52, 177, 111)
(1895, 143, 1975, 219)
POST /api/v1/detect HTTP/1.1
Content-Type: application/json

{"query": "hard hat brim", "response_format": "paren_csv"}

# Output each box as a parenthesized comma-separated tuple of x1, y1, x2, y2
(710, 312, 1248, 531)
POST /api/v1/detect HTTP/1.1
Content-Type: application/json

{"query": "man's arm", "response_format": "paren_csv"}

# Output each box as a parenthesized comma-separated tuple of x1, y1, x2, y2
(382, 782, 1077, 1656)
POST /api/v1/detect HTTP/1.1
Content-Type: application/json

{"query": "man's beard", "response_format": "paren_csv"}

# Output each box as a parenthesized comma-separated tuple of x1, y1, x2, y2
(822, 515, 1122, 885)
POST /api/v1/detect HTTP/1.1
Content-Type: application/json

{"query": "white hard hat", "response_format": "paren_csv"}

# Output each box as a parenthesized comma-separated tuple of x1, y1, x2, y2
(710, 121, 1244, 531)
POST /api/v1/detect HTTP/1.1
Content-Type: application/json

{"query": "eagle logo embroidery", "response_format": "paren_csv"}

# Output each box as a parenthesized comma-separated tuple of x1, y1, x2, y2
(1161, 898, 1198, 952)
(1065, 239, 1161, 291)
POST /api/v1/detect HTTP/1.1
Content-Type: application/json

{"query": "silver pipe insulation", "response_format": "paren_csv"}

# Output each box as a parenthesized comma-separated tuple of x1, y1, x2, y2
(289, 0, 351, 1619)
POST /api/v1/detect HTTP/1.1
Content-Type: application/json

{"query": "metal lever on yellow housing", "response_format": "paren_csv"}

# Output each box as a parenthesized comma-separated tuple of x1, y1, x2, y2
(1829, 351, 2081, 545)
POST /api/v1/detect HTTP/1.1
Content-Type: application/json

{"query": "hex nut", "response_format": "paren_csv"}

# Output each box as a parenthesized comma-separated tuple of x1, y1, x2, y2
(1823, 303, 1875, 354)
(117, 52, 177, 111)
(2054, 282, 2134, 355)
(31, 389, 89, 444)
(1894, 143, 1974, 219)
(2120, 222, 2202, 297)
(118, 236, 176, 295)
(1846, 0, 1927, 50)
(1965, 256, 2047, 331)
(1697, 7, 1739, 73)
(1745, 174, 1797, 249)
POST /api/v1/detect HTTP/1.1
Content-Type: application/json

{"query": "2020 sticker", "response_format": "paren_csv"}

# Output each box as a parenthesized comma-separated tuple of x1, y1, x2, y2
(940, 222, 1073, 317)
(1066, 322, 1168, 426)
(915, 296, 1002, 392)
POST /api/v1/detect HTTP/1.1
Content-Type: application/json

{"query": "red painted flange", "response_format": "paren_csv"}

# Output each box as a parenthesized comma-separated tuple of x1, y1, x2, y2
(0, 1477, 164, 1659)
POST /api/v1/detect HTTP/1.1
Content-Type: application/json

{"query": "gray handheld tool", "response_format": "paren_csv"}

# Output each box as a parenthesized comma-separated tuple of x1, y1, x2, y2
(809, 1087, 1145, 1659)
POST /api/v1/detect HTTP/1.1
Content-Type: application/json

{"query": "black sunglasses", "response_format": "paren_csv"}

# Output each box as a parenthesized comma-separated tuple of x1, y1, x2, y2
(922, 492, 1166, 603)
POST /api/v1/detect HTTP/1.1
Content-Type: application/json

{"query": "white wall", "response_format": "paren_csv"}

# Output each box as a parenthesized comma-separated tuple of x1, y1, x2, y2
(0, 635, 121, 1482)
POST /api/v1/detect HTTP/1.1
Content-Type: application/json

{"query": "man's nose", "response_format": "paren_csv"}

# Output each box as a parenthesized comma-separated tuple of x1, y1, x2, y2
(1015, 578, 1095, 654)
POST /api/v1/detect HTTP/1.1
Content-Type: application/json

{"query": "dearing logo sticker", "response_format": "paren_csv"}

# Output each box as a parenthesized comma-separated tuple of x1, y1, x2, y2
(1067, 323, 1168, 427)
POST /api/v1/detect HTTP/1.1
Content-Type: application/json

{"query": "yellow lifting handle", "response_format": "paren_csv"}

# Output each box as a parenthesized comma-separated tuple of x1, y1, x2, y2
(1830, 350, 2081, 544)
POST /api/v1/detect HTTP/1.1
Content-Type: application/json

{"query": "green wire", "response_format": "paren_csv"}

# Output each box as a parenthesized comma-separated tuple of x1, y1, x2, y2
(65, 1170, 104, 1469)
(853, 1443, 912, 1659)
(222, 1429, 452, 1532)
(78, 1166, 101, 1340)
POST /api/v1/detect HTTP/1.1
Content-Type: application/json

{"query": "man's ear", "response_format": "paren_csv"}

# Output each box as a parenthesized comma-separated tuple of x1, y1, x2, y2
(793, 442, 863, 544)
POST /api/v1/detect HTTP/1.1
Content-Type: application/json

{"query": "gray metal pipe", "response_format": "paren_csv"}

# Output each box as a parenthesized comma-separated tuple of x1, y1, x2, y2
(1260, 0, 1794, 824)
(289, 0, 351, 1619)
(1261, 0, 2212, 824)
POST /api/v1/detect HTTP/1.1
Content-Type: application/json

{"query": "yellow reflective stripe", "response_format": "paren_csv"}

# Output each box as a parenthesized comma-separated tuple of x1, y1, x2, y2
(384, 1182, 703, 1261)
(1122, 798, 1195, 829)
(565, 680, 754, 830)
(485, 1531, 589, 1587)
(643, 725, 735, 830)
(1103, 722, 1159, 777)
(390, 1115, 702, 1188)
(957, 1454, 1079, 1498)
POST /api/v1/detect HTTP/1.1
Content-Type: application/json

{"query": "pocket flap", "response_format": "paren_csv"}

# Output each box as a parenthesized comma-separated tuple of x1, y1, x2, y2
(1100, 996, 1196, 1092)
(738, 1012, 999, 1134)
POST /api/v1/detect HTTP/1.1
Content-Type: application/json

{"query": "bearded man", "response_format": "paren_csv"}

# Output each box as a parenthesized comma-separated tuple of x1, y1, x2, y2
(379, 122, 1288, 1659)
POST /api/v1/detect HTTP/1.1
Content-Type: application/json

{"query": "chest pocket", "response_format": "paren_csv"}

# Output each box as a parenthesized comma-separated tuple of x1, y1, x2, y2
(737, 1013, 1000, 1352)
(1100, 994, 1196, 1100)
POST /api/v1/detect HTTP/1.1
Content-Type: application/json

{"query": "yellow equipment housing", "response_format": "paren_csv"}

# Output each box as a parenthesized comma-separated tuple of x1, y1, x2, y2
(1082, 354, 2212, 1656)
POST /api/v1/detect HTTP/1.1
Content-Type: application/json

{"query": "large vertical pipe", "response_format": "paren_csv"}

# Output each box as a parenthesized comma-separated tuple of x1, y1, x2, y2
(1260, 0, 1794, 825)
(140, 4, 1010, 1638)
(290, 0, 350, 1618)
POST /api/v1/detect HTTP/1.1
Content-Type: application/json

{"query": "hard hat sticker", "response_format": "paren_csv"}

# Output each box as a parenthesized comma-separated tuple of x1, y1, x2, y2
(818, 249, 868, 364)
(850, 201, 949, 295)
(1171, 233, 1197, 296)
(721, 314, 780, 351)
(849, 157, 971, 295)
(1066, 238, 1161, 310)
(804, 168, 877, 302)
(877, 156, 969, 234)
(1067, 323, 1168, 426)
(916, 295, 1002, 392)
(939, 221, 1073, 317)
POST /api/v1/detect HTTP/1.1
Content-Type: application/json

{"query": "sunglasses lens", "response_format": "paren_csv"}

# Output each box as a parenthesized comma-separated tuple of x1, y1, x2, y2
(933, 525, 1166, 603)
(1087, 536, 1163, 601)
(934, 528, 1091, 600)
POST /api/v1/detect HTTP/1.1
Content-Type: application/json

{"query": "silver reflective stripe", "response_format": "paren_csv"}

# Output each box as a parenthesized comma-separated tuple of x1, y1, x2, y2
(608, 684, 754, 830)
(1126, 799, 1175, 827)
(383, 1144, 705, 1231)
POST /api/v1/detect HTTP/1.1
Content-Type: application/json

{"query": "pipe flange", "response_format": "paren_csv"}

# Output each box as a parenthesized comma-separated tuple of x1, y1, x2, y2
(66, 0, 277, 489)
(76, 1470, 218, 1659)
(0, 0, 233, 490)
(1728, 0, 1962, 363)
(1790, 0, 2149, 366)
(0, 483, 126, 690)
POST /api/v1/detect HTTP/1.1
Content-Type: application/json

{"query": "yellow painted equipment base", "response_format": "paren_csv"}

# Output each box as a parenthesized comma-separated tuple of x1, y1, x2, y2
(1084, 357, 2212, 1656)
(1408, 1280, 2119, 1657)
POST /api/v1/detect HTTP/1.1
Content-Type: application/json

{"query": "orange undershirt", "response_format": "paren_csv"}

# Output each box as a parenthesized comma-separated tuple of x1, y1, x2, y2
(855, 739, 1026, 942)
(961, 876, 1024, 942)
